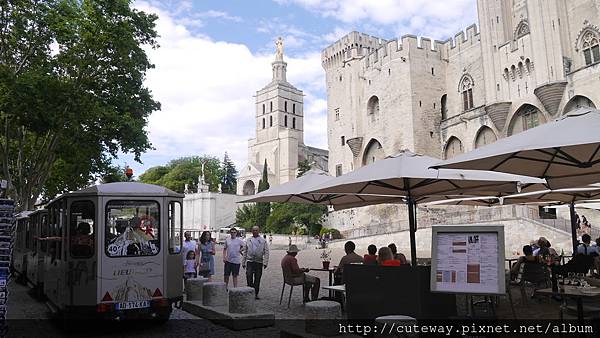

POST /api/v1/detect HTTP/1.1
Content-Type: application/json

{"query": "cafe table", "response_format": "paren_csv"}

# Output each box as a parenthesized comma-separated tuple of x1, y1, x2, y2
(535, 285, 600, 324)
(309, 267, 336, 297)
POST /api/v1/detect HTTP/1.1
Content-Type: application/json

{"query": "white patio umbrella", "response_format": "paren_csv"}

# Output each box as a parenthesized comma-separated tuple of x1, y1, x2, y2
(432, 108, 600, 191)
(238, 169, 405, 206)
(422, 185, 600, 253)
(306, 150, 545, 266)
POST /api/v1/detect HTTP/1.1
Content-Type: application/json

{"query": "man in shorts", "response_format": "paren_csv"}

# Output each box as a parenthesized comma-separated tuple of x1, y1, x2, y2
(223, 227, 244, 289)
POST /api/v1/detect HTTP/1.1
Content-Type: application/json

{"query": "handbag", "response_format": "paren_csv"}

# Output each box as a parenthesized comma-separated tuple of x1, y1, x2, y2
(199, 261, 210, 272)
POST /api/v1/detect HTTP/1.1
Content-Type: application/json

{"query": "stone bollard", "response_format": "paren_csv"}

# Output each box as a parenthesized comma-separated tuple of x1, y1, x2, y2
(202, 282, 227, 307)
(375, 315, 418, 338)
(228, 287, 256, 314)
(304, 300, 342, 336)
(185, 277, 208, 302)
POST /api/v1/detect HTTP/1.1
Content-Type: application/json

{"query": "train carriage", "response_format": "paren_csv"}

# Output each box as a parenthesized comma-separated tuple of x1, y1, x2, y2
(25, 209, 47, 296)
(41, 182, 183, 320)
(12, 211, 34, 282)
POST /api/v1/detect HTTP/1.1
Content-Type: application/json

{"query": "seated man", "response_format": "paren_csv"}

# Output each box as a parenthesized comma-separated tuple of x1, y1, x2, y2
(510, 245, 542, 279)
(334, 241, 364, 284)
(577, 234, 596, 256)
(281, 245, 320, 302)
(363, 244, 378, 265)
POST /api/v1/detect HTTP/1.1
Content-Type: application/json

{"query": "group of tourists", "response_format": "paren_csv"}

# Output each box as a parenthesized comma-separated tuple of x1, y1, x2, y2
(510, 234, 600, 282)
(181, 226, 269, 300)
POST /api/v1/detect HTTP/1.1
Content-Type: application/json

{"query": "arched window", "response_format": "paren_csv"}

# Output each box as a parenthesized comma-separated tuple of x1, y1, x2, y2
(367, 96, 380, 115)
(285, 101, 288, 112)
(563, 95, 596, 113)
(292, 117, 296, 129)
(510, 65, 516, 81)
(441, 94, 447, 120)
(242, 181, 256, 196)
(518, 62, 524, 78)
(362, 139, 384, 165)
(525, 59, 532, 74)
(444, 137, 464, 159)
(582, 31, 600, 65)
(474, 126, 497, 149)
(503, 68, 509, 81)
(508, 104, 546, 136)
(270, 101, 273, 112)
(269, 115, 273, 127)
(284, 115, 288, 127)
(262, 118, 265, 129)
(459, 75, 474, 111)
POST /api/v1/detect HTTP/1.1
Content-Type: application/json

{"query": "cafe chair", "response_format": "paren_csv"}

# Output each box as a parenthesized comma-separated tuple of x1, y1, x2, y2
(280, 267, 306, 308)
(517, 262, 550, 307)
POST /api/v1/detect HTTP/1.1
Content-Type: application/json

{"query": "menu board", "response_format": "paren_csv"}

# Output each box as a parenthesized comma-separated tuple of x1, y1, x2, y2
(430, 225, 505, 295)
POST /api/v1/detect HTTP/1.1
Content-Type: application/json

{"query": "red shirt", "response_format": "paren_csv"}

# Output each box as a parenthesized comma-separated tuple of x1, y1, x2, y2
(381, 259, 401, 266)
(363, 254, 377, 264)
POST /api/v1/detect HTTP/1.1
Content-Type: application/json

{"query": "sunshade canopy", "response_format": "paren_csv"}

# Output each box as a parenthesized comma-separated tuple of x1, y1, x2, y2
(308, 150, 544, 198)
(432, 108, 600, 190)
(238, 169, 405, 206)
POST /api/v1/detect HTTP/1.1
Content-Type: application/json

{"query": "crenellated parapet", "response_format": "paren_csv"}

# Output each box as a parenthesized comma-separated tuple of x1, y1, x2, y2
(322, 24, 480, 71)
(321, 31, 386, 70)
(442, 24, 481, 58)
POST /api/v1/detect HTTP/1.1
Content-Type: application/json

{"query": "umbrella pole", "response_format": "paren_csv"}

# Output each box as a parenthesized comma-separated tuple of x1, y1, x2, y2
(569, 202, 578, 254)
(407, 198, 417, 267)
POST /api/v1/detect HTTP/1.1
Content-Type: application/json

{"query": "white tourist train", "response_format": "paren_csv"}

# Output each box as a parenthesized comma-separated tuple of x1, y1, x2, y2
(11, 182, 184, 320)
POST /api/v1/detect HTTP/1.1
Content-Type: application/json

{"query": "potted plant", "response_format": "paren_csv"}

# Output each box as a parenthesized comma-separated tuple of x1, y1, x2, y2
(320, 249, 332, 269)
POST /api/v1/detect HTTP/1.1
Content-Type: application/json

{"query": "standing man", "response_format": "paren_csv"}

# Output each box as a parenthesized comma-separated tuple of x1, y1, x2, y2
(242, 226, 270, 299)
(223, 227, 244, 290)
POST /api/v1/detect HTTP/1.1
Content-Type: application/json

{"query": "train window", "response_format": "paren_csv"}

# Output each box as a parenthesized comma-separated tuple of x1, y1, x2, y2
(105, 200, 160, 257)
(40, 214, 48, 253)
(25, 220, 30, 250)
(168, 201, 182, 254)
(69, 201, 95, 258)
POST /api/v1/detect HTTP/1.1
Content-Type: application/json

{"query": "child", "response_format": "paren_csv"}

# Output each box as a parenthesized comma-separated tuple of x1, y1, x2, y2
(184, 250, 198, 280)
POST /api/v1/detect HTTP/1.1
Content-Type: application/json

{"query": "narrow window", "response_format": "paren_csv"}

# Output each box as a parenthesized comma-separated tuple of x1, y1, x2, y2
(284, 115, 288, 127)
(431, 67, 434, 75)
(441, 94, 447, 120)
(293, 103, 296, 114)
(460, 76, 474, 111)
(292, 117, 296, 129)
(335, 164, 342, 177)
(341, 136, 345, 146)
(262, 104, 265, 114)
(335, 108, 340, 121)
(269, 115, 273, 127)
(262, 118, 265, 129)
(270, 101, 273, 112)
(284, 101, 288, 112)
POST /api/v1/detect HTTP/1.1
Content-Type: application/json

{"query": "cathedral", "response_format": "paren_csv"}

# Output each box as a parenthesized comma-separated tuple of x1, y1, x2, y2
(322, 0, 599, 176)
(237, 38, 329, 196)
(321, 0, 600, 233)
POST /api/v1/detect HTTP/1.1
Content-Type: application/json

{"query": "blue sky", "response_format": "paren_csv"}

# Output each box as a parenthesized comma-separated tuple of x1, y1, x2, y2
(120, 0, 478, 177)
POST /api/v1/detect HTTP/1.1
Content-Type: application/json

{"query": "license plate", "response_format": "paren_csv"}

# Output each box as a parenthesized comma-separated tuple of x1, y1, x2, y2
(115, 300, 150, 310)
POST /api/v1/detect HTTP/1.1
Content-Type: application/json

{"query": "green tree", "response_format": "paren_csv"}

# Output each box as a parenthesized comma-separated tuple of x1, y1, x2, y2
(0, 0, 159, 209)
(297, 159, 312, 178)
(138, 156, 222, 193)
(265, 203, 326, 235)
(254, 159, 271, 227)
(221, 152, 237, 194)
(235, 204, 256, 230)
(100, 164, 128, 183)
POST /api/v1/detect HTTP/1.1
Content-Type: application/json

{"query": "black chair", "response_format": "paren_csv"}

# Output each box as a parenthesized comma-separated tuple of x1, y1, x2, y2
(516, 262, 550, 306)
(279, 267, 306, 309)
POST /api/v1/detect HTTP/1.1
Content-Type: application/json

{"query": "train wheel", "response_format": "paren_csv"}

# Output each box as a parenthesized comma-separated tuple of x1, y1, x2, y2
(154, 308, 172, 324)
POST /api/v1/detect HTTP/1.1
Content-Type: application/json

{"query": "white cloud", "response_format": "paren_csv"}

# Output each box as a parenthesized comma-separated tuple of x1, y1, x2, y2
(277, 0, 478, 41)
(129, 2, 327, 173)
(198, 10, 243, 22)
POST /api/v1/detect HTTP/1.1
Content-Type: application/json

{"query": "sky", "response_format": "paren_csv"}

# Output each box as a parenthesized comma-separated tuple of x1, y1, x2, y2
(120, 0, 478, 176)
